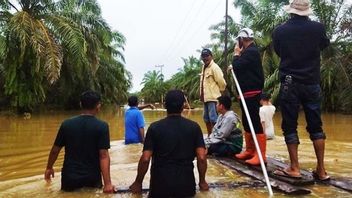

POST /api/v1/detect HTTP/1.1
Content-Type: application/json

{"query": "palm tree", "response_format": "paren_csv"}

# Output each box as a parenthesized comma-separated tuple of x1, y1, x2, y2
(140, 70, 166, 103)
(230, 0, 352, 112)
(0, 0, 87, 111)
(52, 0, 130, 108)
(167, 56, 201, 102)
(311, 0, 352, 112)
(0, 0, 131, 111)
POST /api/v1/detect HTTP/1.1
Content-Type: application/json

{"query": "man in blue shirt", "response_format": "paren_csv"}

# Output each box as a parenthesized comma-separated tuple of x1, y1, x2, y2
(124, 96, 145, 144)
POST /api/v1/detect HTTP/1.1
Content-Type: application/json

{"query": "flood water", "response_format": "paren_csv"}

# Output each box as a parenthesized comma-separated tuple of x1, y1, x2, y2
(1, 106, 352, 197)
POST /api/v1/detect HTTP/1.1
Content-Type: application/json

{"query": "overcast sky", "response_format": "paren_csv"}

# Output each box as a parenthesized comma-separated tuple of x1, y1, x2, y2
(97, 0, 240, 92)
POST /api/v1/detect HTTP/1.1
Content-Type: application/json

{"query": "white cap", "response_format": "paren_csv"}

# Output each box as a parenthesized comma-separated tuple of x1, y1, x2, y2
(236, 28, 254, 39)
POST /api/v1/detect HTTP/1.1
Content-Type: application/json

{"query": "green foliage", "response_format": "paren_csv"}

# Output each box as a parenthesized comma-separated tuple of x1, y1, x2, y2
(140, 70, 167, 103)
(0, 0, 130, 112)
(221, 0, 352, 112)
(167, 56, 202, 102)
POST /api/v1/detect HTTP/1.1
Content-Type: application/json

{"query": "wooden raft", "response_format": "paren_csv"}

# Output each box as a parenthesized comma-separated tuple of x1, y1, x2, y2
(215, 157, 312, 195)
(115, 181, 265, 193)
(214, 156, 352, 194)
(270, 157, 352, 192)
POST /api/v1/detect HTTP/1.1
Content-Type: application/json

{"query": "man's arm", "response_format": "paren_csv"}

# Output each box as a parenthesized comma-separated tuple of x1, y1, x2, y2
(259, 110, 265, 134)
(320, 25, 330, 50)
(272, 30, 281, 57)
(261, 121, 266, 134)
(99, 149, 115, 193)
(214, 116, 236, 140)
(232, 49, 257, 71)
(137, 104, 155, 110)
(139, 128, 145, 143)
(44, 145, 62, 181)
(213, 66, 227, 91)
(196, 147, 209, 191)
(129, 150, 152, 193)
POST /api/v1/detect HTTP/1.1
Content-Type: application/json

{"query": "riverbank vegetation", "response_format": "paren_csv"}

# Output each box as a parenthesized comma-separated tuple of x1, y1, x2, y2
(0, 0, 351, 114)
(0, 0, 131, 112)
(140, 0, 352, 113)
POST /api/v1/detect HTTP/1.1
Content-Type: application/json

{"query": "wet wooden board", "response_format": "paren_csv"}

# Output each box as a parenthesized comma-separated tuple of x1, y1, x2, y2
(269, 157, 352, 193)
(115, 181, 265, 193)
(327, 178, 352, 192)
(215, 157, 311, 195)
(238, 157, 315, 186)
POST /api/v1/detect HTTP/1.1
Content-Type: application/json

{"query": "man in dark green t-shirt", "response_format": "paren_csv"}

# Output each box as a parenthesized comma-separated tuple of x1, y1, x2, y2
(129, 90, 209, 197)
(44, 90, 116, 193)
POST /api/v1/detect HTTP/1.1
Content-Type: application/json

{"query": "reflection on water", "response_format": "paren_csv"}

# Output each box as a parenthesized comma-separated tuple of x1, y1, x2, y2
(1, 106, 352, 197)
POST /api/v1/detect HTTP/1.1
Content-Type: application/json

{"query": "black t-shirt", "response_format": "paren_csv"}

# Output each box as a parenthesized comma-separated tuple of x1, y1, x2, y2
(273, 15, 330, 84)
(54, 115, 110, 190)
(232, 43, 264, 93)
(143, 115, 205, 197)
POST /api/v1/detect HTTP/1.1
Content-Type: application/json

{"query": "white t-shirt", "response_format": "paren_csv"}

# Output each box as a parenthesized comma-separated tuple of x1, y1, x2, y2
(259, 105, 276, 139)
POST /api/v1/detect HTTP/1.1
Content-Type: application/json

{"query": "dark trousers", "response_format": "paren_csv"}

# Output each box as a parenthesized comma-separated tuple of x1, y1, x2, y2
(279, 81, 326, 144)
(149, 165, 196, 198)
(61, 171, 102, 191)
(239, 94, 263, 134)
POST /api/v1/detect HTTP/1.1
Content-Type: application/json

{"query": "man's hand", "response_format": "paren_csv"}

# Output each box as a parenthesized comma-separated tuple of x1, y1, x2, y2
(149, 104, 155, 109)
(227, 65, 233, 74)
(129, 181, 142, 193)
(44, 168, 54, 181)
(199, 181, 209, 191)
(103, 184, 117, 193)
(234, 42, 242, 56)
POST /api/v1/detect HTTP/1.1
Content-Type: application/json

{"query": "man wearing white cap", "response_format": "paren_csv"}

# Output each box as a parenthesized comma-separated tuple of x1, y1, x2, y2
(272, 0, 330, 180)
(230, 27, 265, 166)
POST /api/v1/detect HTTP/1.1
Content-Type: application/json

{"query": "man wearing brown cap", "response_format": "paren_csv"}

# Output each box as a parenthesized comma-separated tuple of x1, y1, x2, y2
(129, 90, 209, 197)
(272, 0, 330, 180)
(200, 49, 227, 136)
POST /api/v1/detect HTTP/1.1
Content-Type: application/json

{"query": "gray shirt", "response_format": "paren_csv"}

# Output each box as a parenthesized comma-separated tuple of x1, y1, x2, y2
(205, 111, 241, 145)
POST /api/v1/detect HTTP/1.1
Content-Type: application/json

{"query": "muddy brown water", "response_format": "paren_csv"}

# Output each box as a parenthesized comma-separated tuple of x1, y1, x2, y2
(1, 106, 351, 197)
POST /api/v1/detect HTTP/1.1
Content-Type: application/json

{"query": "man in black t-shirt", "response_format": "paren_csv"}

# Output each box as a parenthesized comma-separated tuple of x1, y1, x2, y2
(129, 90, 209, 197)
(229, 28, 265, 166)
(272, 0, 330, 180)
(44, 90, 116, 193)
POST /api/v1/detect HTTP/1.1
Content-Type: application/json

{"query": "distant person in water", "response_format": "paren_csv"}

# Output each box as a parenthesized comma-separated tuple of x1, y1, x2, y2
(124, 96, 154, 144)
(259, 93, 276, 140)
(204, 95, 243, 156)
(129, 89, 209, 197)
(44, 90, 116, 193)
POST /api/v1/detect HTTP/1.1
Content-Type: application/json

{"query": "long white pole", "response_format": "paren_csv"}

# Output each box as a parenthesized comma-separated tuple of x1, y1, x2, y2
(230, 68, 273, 196)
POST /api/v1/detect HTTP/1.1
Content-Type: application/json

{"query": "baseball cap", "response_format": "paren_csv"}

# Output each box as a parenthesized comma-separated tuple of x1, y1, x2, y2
(201, 49, 212, 57)
(236, 28, 254, 39)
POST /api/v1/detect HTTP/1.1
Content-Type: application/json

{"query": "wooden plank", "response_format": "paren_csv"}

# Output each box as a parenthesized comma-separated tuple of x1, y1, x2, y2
(215, 157, 311, 195)
(268, 157, 352, 193)
(264, 157, 314, 185)
(327, 178, 352, 192)
(115, 181, 265, 193)
(222, 156, 314, 185)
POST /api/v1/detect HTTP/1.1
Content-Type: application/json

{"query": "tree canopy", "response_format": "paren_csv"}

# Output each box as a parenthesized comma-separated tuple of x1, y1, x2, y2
(0, 0, 131, 112)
